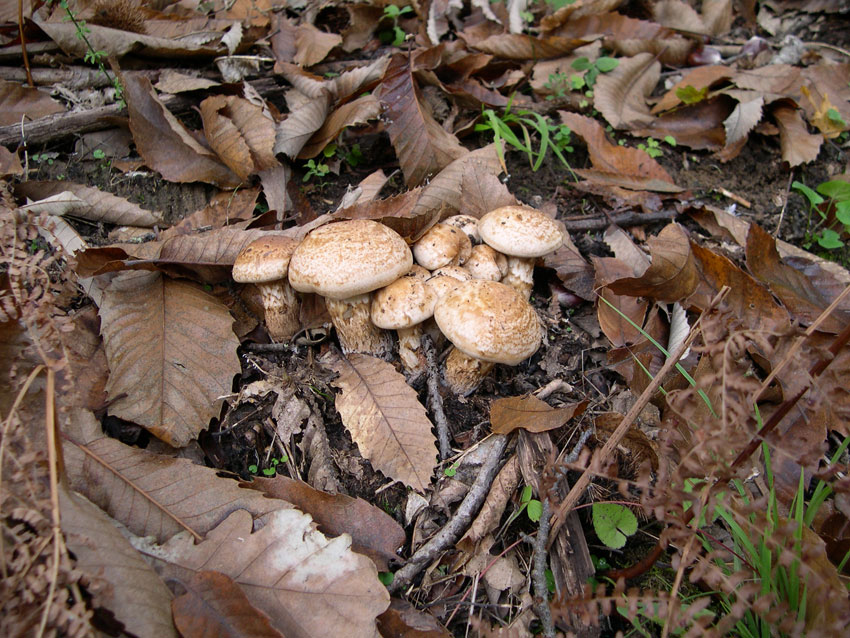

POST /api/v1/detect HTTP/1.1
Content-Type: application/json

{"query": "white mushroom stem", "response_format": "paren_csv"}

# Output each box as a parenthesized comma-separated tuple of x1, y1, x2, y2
(325, 294, 391, 356)
(443, 347, 496, 396)
(397, 325, 424, 372)
(502, 257, 536, 299)
(257, 281, 301, 342)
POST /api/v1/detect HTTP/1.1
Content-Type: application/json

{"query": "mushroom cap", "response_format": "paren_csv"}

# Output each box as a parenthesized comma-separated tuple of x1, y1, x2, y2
(427, 266, 471, 299)
(443, 214, 481, 243)
(232, 235, 300, 283)
(371, 276, 438, 329)
(478, 205, 565, 258)
(288, 220, 413, 299)
(464, 244, 508, 281)
(434, 280, 541, 365)
(412, 223, 472, 270)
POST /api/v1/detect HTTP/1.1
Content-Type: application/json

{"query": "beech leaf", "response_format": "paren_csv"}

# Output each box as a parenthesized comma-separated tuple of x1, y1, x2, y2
(593, 53, 660, 130)
(327, 352, 438, 493)
(377, 52, 467, 187)
(0, 79, 64, 126)
(99, 271, 241, 447)
(490, 394, 588, 434)
(132, 509, 390, 638)
(172, 571, 284, 638)
(274, 92, 331, 159)
(773, 103, 822, 167)
(723, 94, 763, 145)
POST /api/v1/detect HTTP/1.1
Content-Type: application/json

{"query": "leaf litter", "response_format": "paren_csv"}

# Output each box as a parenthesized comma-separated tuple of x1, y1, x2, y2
(2, 1, 850, 637)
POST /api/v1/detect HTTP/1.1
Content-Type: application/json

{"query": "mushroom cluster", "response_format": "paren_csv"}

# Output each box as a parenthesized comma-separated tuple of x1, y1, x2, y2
(232, 205, 563, 393)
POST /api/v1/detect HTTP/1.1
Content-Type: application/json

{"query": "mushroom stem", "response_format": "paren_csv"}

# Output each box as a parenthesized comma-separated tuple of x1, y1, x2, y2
(397, 325, 424, 373)
(443, 347, 495, 395)
(326, 294, 391, 356)
(257, 281, 301, 342)
(502, 257, 535, 299)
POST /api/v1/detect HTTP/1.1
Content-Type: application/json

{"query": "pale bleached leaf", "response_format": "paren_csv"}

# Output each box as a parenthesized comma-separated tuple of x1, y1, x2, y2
(593, 53, 660, 130)
(327, 352, 438, 493)
(99, 271, 241, 447)
(274, 93, 331, 159)
(131, 509, 390, 638)
(667, 302, 691, 361)
(299, 94, 381, 159)
(294, 23, 342, 67)
(723, 94, 763, 145)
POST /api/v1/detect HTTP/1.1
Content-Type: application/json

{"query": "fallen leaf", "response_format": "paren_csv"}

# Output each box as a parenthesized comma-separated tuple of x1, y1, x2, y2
(594, 412, 658, 470)
(172, 571, 284, 638)
(543, 239, 596, 301)
(299, 94, 382, 159)
(247, 476, 406, 570)
(593, 257, 649, 347)
(200, 94, 278, 179)
(592, 52, 660, 130)
(490, 394, 588, 434)
(0, 145, 23, 176)
(605, 223, 698, 302)
(772, 103, 822, 167)
(99, 271, 241, 447)
(466, 33, 589, 59)
(60, 483, 177, 638)
(132, 509, 390, 638)
(294, 22, 342, 67)
(0, 79, 64, 126)
(651, 65, 733, 114)
(327, 352, 438, 493)
(274, 90, 331, 159)
(376, 52, 467, 187)
(64, 409, 288, 543)
(722, 93, 763, 146)
(459, 163, 518, 218)
(377, 598, 452, 638)
(635, 95, 735, 150)
(16, 181, 163, 227)
(123, 75, 241, 188)
(653, 0, 708, 34)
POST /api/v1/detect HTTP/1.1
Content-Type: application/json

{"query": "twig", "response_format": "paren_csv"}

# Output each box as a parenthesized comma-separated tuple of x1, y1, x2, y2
(388, 434, 508, 593)
(560, 208, 678, 232)
(36, 368, 60, 638)
(424, 335, 451, 459)
(18, 0, 33, 87)
(548, 287, 730, 545)
(527, 499, 554, 638)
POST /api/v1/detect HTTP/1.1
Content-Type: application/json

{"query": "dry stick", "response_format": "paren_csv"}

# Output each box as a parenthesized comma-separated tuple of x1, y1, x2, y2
(527, 498, 555, 638)
(423, 335, 451, 460)
(17, 0, 33, 86)
(560, 208, 678, 232)
(548, 287, 730, 545)
(388, 434, 509, 594)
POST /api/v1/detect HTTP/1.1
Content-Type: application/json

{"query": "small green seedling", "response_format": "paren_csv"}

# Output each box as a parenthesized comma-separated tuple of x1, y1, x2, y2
(380, 5, 413, 47)
(248, 454, 288, 476)
(443, 461, 459, 477)
(792, 179, 850, 250)
(92, 149, 106, 160)
(592, 502, 638, 549)
(637, 136, 676, 159)
(302, 159, 330, 182)
(344, 143, 363, 168)
(569, 56, 619, 92)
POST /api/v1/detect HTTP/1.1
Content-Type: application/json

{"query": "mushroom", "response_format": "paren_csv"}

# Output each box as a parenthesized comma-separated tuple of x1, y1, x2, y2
(371, 275, 438, 373)
(434, 279, 541, 395)
(477, 205, 565, 299)
(412, 223, 472, 270)
(288, 220, 412, 356)
(443, 214, 481, 244)
(463, 244, 508, 281)
(232, 235, 301, 342)
(426, 265, 472, 299)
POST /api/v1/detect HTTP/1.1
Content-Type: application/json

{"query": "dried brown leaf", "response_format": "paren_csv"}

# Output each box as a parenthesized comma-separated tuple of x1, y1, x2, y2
(333, 188, 438, 242)
(459, 164, 518, 218)
(605, 223, 698, 302)
(652, 65, 733, 114)
(635, 95, 735, 150)
(594, 412, 658, 471)
(772, 103, 822, 167)
(133, 509, 390, 638)
(466, 33, 589, 60)
(16, 180, 162, 227)
(490, 394, 588, 434)
(299, 94, 382, 159)
(274, 91, 331, 159)
(0, 145, 23, 176)
(593, 257, 649, 347)
(172, 571, 284, 638)
(123, 75, 241, 188)
(294, 23, 342, 67)
(377, 52, 467, 187)
(59, 483, 177, 638)
(593, 53, 660, 130)
(722, 93, 763, 145)
(64, 409, 288, 543)
(653, 0, 708, 34)
(247, 476, 406, 570)
(99, 271, 241, 447)
(327, 352, 438, 493)
(377, 598, 453, 638)
(543, 239, 596, 301)
(0, 79, 64, 126)
(539, 0, 623, 32)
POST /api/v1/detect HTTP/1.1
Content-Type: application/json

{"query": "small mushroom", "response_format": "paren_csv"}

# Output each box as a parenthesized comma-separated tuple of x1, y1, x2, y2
(434, 279, 541, 395)
(478, 205, 565, 299)
(464, 244, 508, 281)
(371, 275, 438, 373)
(232, 235, 301, 342)
(412, 223, 472, 270)
(443, 214, 481, 244)
(288, 220, 412, 355)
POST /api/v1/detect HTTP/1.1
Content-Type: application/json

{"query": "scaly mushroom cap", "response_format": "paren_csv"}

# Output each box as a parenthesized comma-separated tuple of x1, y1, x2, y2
(443, 214, 481, 244)
(232, 235, 299, 284)
(464, 244, 508, 281)
(288, 220, 412, 299)
(477, 206, 564, 258)
(412, 223, 472, 270)
(371, 277, 438, 330)
(434, 280, 541, 365)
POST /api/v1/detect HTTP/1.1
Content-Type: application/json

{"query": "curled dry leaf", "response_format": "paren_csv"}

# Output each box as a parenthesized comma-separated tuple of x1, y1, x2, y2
(299, 94, 382, 159)
(132, 509, 390, 638)
(722, 93, 763, 146)
(274, 91, 331, 159)
(59, 483, 177, 638)
(635, 95, 735, 151)
(99, 271, 241, 447)
(593, 256, 649, 347)
(246, 476, 406, 571)
(333, 187, 439, 242)
(0, 144, 23, 176)
(459, 163, 518, 218)
(16, 180, 162, 227)
(605, 223, 698, 302)
(64, 408, 288, 543)
(172, 571, 284, 638)
(327, 352, 438, 493)
(377, 52, 467, 188)
(294, 22, 343, 67)
(539, 0, 623, 32)
(123, 74, 241, 188)
(466, 33, 589, 60)
(651, 65, 733, 114)
(200, 94, 278, 180)
(0, 79, 64, 126)
(543, 239, 596, 301)
(772, 103, 822, 167)
(593, 52, 659, 130)
(490, 394, 588, 435)
(377, 598, 453, 638)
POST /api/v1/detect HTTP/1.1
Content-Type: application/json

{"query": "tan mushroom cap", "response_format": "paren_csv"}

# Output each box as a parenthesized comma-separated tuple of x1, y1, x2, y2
(443, 214, 481, 244)
(412, 223, 472, 270)
(434, 280, 541, 365)
(232, 235, 299, 283)
(371, 276, 438, 329)
(478, 205, 564, 258)
(288, 220, 413, 299)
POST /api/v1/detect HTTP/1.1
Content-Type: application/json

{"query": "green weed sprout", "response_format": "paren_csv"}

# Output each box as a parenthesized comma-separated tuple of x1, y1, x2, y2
(792, 179, 850, 250)
(637, 136, 677, 159)
(592, 502, 638, 549)
(380, 5, 413, 47)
